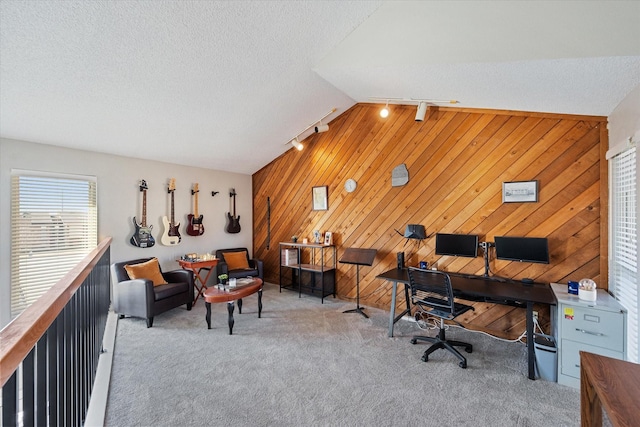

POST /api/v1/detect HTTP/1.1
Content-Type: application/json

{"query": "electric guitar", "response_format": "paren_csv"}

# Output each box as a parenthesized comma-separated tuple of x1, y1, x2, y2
(161, 178, 181, 245)
(130, 179, 155, 248)
(226, 188, 241, 233)
(186, 183, 205, 236)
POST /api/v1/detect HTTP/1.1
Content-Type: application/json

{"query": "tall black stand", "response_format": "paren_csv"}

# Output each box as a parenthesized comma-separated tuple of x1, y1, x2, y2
(480, 242, 493, 278)
(340, 248, 377, 319)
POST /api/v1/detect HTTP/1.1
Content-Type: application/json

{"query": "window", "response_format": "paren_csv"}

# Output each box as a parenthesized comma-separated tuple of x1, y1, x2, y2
(11, 171, 97, 318)
(609, 146, 639, 363)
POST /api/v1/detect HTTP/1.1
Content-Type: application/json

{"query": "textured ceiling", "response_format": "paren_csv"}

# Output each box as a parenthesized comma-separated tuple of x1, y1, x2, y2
(1, 1, 639, 174)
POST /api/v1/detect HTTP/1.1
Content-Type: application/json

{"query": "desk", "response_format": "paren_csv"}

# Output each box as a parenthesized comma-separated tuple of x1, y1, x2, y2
(580, 351, 640, 427)
(376, 268, 556, 380)
(177, 259, 218, 306)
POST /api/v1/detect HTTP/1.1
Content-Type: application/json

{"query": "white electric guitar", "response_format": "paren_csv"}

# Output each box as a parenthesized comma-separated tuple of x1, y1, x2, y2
(161, 178, 181, 246)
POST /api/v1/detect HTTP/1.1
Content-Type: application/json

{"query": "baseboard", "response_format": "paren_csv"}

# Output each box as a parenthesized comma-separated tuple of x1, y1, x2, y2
(85, 309, 118, 427)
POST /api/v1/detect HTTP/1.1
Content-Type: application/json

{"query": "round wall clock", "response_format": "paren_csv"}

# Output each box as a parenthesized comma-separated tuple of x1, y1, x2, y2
(345, 178, 357, 193)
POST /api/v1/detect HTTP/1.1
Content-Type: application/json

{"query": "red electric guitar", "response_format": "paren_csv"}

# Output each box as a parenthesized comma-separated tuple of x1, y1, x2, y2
(186, 183, 205, 236)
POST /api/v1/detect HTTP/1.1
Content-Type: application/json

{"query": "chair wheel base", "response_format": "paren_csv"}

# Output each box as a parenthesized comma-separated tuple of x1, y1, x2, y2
(459, 361, 467, 369)
(465, 345, 473, 353)
(410, 338, 417, 345)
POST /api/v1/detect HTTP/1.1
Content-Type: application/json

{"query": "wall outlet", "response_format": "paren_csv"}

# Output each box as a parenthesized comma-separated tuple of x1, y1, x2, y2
(533, 311, 539, 320)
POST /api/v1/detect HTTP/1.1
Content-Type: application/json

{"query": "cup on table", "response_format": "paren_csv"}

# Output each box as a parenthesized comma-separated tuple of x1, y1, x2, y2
(229, 278, 237, 288)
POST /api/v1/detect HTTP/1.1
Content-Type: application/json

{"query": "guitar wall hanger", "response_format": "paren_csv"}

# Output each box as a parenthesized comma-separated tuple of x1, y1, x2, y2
(211, 191, 219, 197)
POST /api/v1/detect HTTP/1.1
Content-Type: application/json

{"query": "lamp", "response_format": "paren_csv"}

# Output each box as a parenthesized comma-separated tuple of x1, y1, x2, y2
(285, 107, 337, 151)
(403, 224, 427, 240)
(369, 97, 458, 121)
(380, 101, 390, 118)
(314, 123, 329, 133)
(291, 138, 303, 151)
(415, 102, 428, 122)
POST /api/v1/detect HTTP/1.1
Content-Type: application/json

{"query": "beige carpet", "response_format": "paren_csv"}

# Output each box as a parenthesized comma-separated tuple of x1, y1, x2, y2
(105, 283, 581, 427)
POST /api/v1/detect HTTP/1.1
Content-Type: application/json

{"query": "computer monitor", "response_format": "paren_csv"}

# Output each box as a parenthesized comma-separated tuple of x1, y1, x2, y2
(494, 236, 549, 264)
(435, 233, 479, 258)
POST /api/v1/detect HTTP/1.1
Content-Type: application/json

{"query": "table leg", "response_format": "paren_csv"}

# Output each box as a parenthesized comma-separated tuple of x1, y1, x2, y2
(205, 302, 212, 329)
(227, 301, 235, 335)
(389, 281, 398, 337)
(388, 280, 412, 337)
(258, 288, 263, 318)
(526, 301, 535, 380)
(193, 267, 215, 306)
(238, 298, 243, 314)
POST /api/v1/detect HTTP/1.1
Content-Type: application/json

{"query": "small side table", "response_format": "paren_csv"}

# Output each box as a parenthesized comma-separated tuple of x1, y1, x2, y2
(177, 259, 218, 305)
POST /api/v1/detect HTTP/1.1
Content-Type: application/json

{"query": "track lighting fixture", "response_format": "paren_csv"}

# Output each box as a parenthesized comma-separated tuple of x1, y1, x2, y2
(284, 107, 337, 151)
(415, 101, 428, 122)
(314, 123, 329, 133)
(369, 97, 458, 121)
(291, 137, 303, 151)
(380, 101, 390, 118)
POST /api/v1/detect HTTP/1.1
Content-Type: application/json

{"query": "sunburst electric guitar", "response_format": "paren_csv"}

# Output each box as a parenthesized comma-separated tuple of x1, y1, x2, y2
(186, 183, 204, 236)
(161, 178, 181, 245)
(130, 179, 155, 248)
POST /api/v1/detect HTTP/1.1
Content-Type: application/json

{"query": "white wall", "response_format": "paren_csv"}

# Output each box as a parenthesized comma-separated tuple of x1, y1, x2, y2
(609, 84, 640, 147)
(0, 138, 253, 328)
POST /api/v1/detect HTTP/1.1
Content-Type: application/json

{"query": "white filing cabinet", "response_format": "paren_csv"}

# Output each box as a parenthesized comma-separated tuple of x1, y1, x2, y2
(551, 283, 627, 388)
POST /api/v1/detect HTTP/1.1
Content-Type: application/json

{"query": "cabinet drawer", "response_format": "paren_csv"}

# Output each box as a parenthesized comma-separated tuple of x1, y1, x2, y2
(560, 339, 623, 379)
(560, 305, 624, 351)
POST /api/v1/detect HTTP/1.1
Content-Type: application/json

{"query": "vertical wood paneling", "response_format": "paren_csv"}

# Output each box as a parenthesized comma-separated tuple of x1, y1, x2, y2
(253, 104, 607, 338)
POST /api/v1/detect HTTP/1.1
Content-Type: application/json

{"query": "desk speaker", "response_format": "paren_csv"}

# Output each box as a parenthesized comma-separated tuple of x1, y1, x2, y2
(397, 252, 405, 269)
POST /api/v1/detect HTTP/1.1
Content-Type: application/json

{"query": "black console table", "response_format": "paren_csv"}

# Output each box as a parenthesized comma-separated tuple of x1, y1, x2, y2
(376, 268, 556, 380)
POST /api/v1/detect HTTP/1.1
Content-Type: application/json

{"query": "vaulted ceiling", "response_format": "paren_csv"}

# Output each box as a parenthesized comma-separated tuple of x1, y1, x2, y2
(1, 1, 639, 174)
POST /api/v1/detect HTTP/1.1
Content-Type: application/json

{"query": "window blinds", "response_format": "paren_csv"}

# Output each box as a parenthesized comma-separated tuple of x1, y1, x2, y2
(10, 172, 98, 318)
(610, 147, 639, 363)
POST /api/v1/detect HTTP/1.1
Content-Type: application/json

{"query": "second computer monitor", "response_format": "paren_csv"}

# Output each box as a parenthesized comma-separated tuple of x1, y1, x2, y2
(435, 233, 479, 258)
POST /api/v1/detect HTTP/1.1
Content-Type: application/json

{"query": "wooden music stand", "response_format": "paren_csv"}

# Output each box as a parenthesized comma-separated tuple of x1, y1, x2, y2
(340, 248, 377, 318)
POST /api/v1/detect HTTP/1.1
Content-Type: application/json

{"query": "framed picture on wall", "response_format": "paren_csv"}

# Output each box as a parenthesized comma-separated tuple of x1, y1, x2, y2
(324, 231, 333, 245)
(503, 180, 538, 203)
(312, 186, 328, 211)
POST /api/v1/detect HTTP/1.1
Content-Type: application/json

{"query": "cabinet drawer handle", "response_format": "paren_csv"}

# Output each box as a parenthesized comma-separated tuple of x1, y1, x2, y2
(575, 328, 604, 336)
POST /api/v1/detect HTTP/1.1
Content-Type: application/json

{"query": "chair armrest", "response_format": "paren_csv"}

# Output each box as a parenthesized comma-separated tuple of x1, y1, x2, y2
(216, 261, 229, 276)
(163, 269, 193, 285)
(249, 259, 264, 280)
(163, 269, 194, 300)
(114, 279, 155, 315)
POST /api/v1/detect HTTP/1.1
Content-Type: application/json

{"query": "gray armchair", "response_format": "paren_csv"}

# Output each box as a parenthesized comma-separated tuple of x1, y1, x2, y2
(215, 248, 263, 281)
(111, 258, 194, 327)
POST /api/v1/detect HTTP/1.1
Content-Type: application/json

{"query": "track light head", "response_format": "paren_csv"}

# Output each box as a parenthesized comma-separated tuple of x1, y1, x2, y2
(415, 101, 428, 122)
(314, 123, 329, 133)
(291, 138, 303, 151)
(380, 101, 390, 118)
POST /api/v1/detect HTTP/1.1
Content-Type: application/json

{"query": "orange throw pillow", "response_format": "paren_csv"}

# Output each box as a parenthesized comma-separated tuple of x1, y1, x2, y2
(124, 258, 167, 286)
(223, 251, 250, 270)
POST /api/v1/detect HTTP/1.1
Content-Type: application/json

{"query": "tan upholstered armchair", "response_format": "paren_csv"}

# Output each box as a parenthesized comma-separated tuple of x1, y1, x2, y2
(214, 248, 263, 281)
(111, 258, 194, 328)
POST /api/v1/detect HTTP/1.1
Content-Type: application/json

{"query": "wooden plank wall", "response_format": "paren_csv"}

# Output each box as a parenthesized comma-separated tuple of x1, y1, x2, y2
(252, 104, 607, 338)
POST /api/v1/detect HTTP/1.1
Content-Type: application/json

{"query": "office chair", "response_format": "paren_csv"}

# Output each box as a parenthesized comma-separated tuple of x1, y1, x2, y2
(407, 267, 474, 368)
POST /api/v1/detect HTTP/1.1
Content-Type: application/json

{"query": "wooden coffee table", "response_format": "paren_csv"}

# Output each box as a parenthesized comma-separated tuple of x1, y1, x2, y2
(203, 278, 263, 334)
